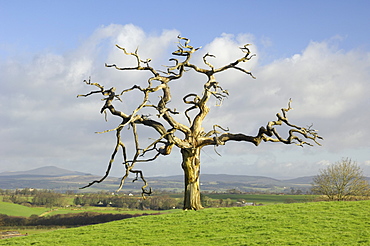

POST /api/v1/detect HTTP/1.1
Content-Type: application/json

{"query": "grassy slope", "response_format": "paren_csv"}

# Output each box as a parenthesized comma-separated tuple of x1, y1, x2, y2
(2, 200, 370, 245)
(0, 201, 48, 217)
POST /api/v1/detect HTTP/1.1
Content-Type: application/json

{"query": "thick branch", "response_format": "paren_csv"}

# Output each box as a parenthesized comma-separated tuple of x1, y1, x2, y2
(198, 100, 323, 148)
(180, 44, 256, 136)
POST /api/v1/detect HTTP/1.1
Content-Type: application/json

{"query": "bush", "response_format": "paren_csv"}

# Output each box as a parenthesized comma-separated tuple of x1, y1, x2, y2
(311, 158, 370, 201)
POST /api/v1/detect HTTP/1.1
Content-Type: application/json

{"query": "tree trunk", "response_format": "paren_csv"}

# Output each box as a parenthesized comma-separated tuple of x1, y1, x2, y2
(181, 147, 203, 210)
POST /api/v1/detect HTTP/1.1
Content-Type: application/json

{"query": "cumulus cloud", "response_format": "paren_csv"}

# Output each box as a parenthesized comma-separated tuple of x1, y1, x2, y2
(1, 24, 369, 178)
(258, 40, 370, 150)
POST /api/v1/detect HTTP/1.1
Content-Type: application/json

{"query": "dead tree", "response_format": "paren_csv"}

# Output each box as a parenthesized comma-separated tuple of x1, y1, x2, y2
(78, 36, 322, 210)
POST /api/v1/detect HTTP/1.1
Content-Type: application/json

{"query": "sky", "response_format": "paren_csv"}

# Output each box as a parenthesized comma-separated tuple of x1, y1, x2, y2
(1, 0, 370, 180)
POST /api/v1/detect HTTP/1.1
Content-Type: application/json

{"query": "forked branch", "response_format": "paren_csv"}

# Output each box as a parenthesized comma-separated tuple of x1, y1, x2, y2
(199, 100, 323, 148)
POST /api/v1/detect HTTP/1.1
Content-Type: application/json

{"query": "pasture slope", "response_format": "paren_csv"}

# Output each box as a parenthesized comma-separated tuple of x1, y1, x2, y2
(0, 201, 48, 217)
(1, 200, 370, 245)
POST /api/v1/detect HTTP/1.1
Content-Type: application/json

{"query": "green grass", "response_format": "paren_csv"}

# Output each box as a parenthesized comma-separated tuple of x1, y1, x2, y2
(2, 200, 370, 245)
(0, 201, 48, 217)
(1, 228, 58, 237)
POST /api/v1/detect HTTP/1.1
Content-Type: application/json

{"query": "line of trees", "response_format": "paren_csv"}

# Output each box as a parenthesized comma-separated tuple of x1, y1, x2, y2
(72, 192, 245, 209)
(2, 189, 66, 208)
(201, 195, 235, 208)
(1, 189, 243, 210)
(74, 194, 180, 210)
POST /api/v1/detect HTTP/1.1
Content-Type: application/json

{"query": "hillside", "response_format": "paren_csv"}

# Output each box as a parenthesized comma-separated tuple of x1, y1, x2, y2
(1, 201, 369, 245)
(0, 201, 48, 217)
(0, 166, 314, 193)
(0, 166, 88, 177)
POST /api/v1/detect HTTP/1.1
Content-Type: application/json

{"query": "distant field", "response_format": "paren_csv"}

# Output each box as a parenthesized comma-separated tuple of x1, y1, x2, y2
(1, 200, 369, 245)
(1, 194, 317, 218)
(204, 194, 318, 204)
(168, 193, 318, 204)
(0, 201, 48, 217)
(0, 200, 171, 217)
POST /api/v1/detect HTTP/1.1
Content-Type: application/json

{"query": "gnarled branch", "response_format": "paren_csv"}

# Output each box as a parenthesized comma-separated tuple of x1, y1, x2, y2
(198, 100, 323, 148)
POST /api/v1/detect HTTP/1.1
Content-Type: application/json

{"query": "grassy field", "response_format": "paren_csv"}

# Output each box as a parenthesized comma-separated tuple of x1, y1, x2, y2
(0, 194, 317, 218)
(0, 201, 48, 217)
(0, 200, 171, 217)
(1, 200, 369, 245)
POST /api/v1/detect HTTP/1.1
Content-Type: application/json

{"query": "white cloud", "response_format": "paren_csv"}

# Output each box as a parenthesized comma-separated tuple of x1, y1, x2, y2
(216, 39, 370, 153)
(1, 24, 370, 179)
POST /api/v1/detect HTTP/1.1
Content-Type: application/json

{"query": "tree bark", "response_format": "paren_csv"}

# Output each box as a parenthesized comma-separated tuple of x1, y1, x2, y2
(181, 147, 203, 210)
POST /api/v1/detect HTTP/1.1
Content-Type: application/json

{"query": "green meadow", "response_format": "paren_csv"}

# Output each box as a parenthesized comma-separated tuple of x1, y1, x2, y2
(0, 200, 168, 218)
(201, 193, 317, 204)
(0, 201, 48, 217)
(2, 200, 369, 245)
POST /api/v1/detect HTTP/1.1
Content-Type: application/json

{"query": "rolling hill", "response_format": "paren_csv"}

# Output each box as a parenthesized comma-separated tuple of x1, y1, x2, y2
(0, 166, 314, 193)
(0, 166, 88, 177)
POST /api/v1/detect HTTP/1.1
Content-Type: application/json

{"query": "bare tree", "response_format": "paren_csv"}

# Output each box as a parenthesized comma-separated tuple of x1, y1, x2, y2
(78, 36, 322, 210)
(311, 158, 370, 201)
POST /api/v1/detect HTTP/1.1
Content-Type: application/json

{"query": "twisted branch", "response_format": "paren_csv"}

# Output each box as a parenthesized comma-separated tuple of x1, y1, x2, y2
(198, 100, 323, 148)
(79, 125, 126, 189)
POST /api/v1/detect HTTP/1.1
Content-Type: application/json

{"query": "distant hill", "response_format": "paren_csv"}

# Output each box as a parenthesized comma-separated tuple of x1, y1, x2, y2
(150, 174, 283, 184)
(151, 174, 293, 191)
(283, 176, 315, 184)
(0, 166, 318, 193)
(0, 166, 89, 177)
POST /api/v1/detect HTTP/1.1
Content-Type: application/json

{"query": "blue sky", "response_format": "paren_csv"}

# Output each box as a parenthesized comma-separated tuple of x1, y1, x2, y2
(1, 1, 370, 180)
(2, 1, 369, 60)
